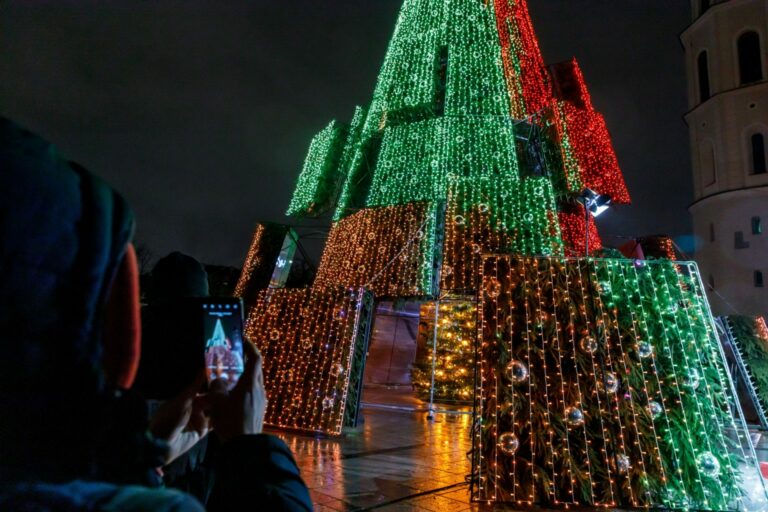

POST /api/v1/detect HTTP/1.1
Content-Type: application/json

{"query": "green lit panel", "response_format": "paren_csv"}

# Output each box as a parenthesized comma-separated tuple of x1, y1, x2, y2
(287, 120, 348, 217)
(444, 0, 510, 116)
(366, 116, 520, 208)
(363, 0, 446, 135)
(550, 100, 585, 196)
(331, 106, 370, 220)
(512, 177, 563, 256)
(445, 40, 510, 117)
(338, 106, 368, 174)
(448, 175, 563, 256)
(377, 29, 442, 120)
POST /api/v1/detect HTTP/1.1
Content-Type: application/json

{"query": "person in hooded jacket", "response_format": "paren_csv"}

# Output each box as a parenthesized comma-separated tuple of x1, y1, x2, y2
(0, 117, 313, 511)
(134, 251, 217, 504)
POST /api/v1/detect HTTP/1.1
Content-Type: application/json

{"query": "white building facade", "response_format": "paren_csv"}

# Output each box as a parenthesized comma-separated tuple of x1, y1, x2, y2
(681, 0, 768, 317)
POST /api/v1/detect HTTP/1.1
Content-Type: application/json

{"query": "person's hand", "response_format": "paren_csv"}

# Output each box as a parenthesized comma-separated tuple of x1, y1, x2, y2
(207, 339, 267, 442)
(149, 372, 211, 464)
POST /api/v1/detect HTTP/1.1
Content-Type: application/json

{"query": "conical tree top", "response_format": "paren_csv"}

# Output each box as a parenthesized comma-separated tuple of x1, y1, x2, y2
(206, 318, 228, 349)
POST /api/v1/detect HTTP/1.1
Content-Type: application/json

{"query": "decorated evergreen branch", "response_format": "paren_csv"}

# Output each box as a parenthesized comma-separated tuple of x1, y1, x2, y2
(412, 301, 476, 402)
(729, 315, 768, 414)
(477, 257, 749, 510)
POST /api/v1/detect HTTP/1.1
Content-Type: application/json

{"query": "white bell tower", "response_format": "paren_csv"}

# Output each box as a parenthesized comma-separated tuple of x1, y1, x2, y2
(681, 0, 768, 317)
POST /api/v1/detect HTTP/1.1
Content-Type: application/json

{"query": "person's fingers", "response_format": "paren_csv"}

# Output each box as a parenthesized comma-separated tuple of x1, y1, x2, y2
(189, 396, 212, 433)
(183, 371, 207, 400)
(166, 430, 206, 464)
(208, 378, 229, 396)
(150, 371, 206, 440)
(234, 340, 261, 394)
(200, 381, 229, 420)
(254, 348, 264, 389)
(243, 337, 260, 368)
(151, 404, 191, 441)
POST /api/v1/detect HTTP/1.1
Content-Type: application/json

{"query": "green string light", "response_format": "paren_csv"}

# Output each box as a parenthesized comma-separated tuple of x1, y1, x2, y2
(287, 120, 348, 217)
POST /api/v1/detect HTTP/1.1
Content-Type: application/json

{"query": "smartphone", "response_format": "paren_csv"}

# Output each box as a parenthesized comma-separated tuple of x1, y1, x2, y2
(135, 296, 245, 400)
(202, 298, 245, 391)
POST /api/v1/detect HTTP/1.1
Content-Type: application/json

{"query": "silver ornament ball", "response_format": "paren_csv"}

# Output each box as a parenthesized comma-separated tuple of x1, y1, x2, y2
(616, 454, 631, 473)
(697, 452, 721, 477)
(580, 336, 598, 354)
(507, 360, 529, 383)
(497, 432, 520, 456)
(648, 401, 663, 419)
(684, 369, 701, 390)
(604, 372, 620, 393)
(637, 341, 654, 359)
(565, 406, 585, 426)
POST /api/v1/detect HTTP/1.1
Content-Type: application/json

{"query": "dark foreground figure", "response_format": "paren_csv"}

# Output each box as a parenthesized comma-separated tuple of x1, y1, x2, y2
(0, 117, 313, 511)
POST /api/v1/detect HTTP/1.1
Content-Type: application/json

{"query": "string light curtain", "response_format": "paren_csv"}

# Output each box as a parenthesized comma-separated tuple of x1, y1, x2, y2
(474, 255, 764, 509)
(492, 0, 551, 117)
(314, 202, 438, 298)
(234, 223, 289, 304)
(547, 99, 631, 204)
(443, 175, 562, 291)
(727, 315, 768, 423)
(245, 287, 371, 435)
(287, 121, 349, 217)
(557, 203, 602, 257)
(275, 0, 650, 440)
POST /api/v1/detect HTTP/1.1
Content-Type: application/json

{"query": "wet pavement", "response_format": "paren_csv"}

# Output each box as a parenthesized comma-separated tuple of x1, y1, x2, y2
(272, 405, 477, 511)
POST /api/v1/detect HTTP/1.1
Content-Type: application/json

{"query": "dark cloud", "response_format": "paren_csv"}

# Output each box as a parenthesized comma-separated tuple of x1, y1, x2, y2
(0, 1, 691, 265)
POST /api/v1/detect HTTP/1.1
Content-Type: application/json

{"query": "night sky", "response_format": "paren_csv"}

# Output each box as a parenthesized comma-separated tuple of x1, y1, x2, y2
(0, 1, 692, 267)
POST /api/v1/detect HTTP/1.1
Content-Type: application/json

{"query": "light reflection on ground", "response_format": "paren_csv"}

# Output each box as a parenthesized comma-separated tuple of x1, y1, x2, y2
(272, 407, 477, 511)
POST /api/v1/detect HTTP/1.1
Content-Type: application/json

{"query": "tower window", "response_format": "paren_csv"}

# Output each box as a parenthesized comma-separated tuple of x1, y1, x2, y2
(751, 133, 767, 174)
(756, 270, 764, 288)
(700, 0, 710, 15)
(735, 231, 751, 249)
(709, 274, 715, 290)
(709, 222, 715, 242)
(698, 51, 710, 102)
(738, 31, 763, 85)
(753, 216, 762, 235)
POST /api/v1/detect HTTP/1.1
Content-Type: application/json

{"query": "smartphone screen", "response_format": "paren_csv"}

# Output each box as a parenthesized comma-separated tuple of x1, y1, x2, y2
(203, 299, 245, 391)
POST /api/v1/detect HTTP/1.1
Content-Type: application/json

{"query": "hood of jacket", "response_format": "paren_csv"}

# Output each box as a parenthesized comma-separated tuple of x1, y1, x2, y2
(0, 117, 134, 481)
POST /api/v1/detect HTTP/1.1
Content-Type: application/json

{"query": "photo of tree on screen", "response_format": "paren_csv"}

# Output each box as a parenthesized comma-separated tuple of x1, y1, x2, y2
(204, 303, 245, 390)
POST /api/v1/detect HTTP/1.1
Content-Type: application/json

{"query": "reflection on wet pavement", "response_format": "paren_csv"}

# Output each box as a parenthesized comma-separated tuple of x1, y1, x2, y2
(271, 407, 478, 511)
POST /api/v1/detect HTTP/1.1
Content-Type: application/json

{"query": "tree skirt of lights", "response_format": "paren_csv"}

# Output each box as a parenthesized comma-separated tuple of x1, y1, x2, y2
(473, 255, 766, 510)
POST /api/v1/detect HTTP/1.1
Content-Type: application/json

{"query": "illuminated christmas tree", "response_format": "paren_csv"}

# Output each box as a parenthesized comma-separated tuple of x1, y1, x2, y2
(292, 1, 629, 299)
(289, 0, 629, 405)
(206, 318, 228, 349)
(411, 300, 476, 401)
(267, 0, 766, 507)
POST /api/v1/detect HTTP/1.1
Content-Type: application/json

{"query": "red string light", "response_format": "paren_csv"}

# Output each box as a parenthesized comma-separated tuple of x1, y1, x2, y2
(558, 204, 602, 257)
